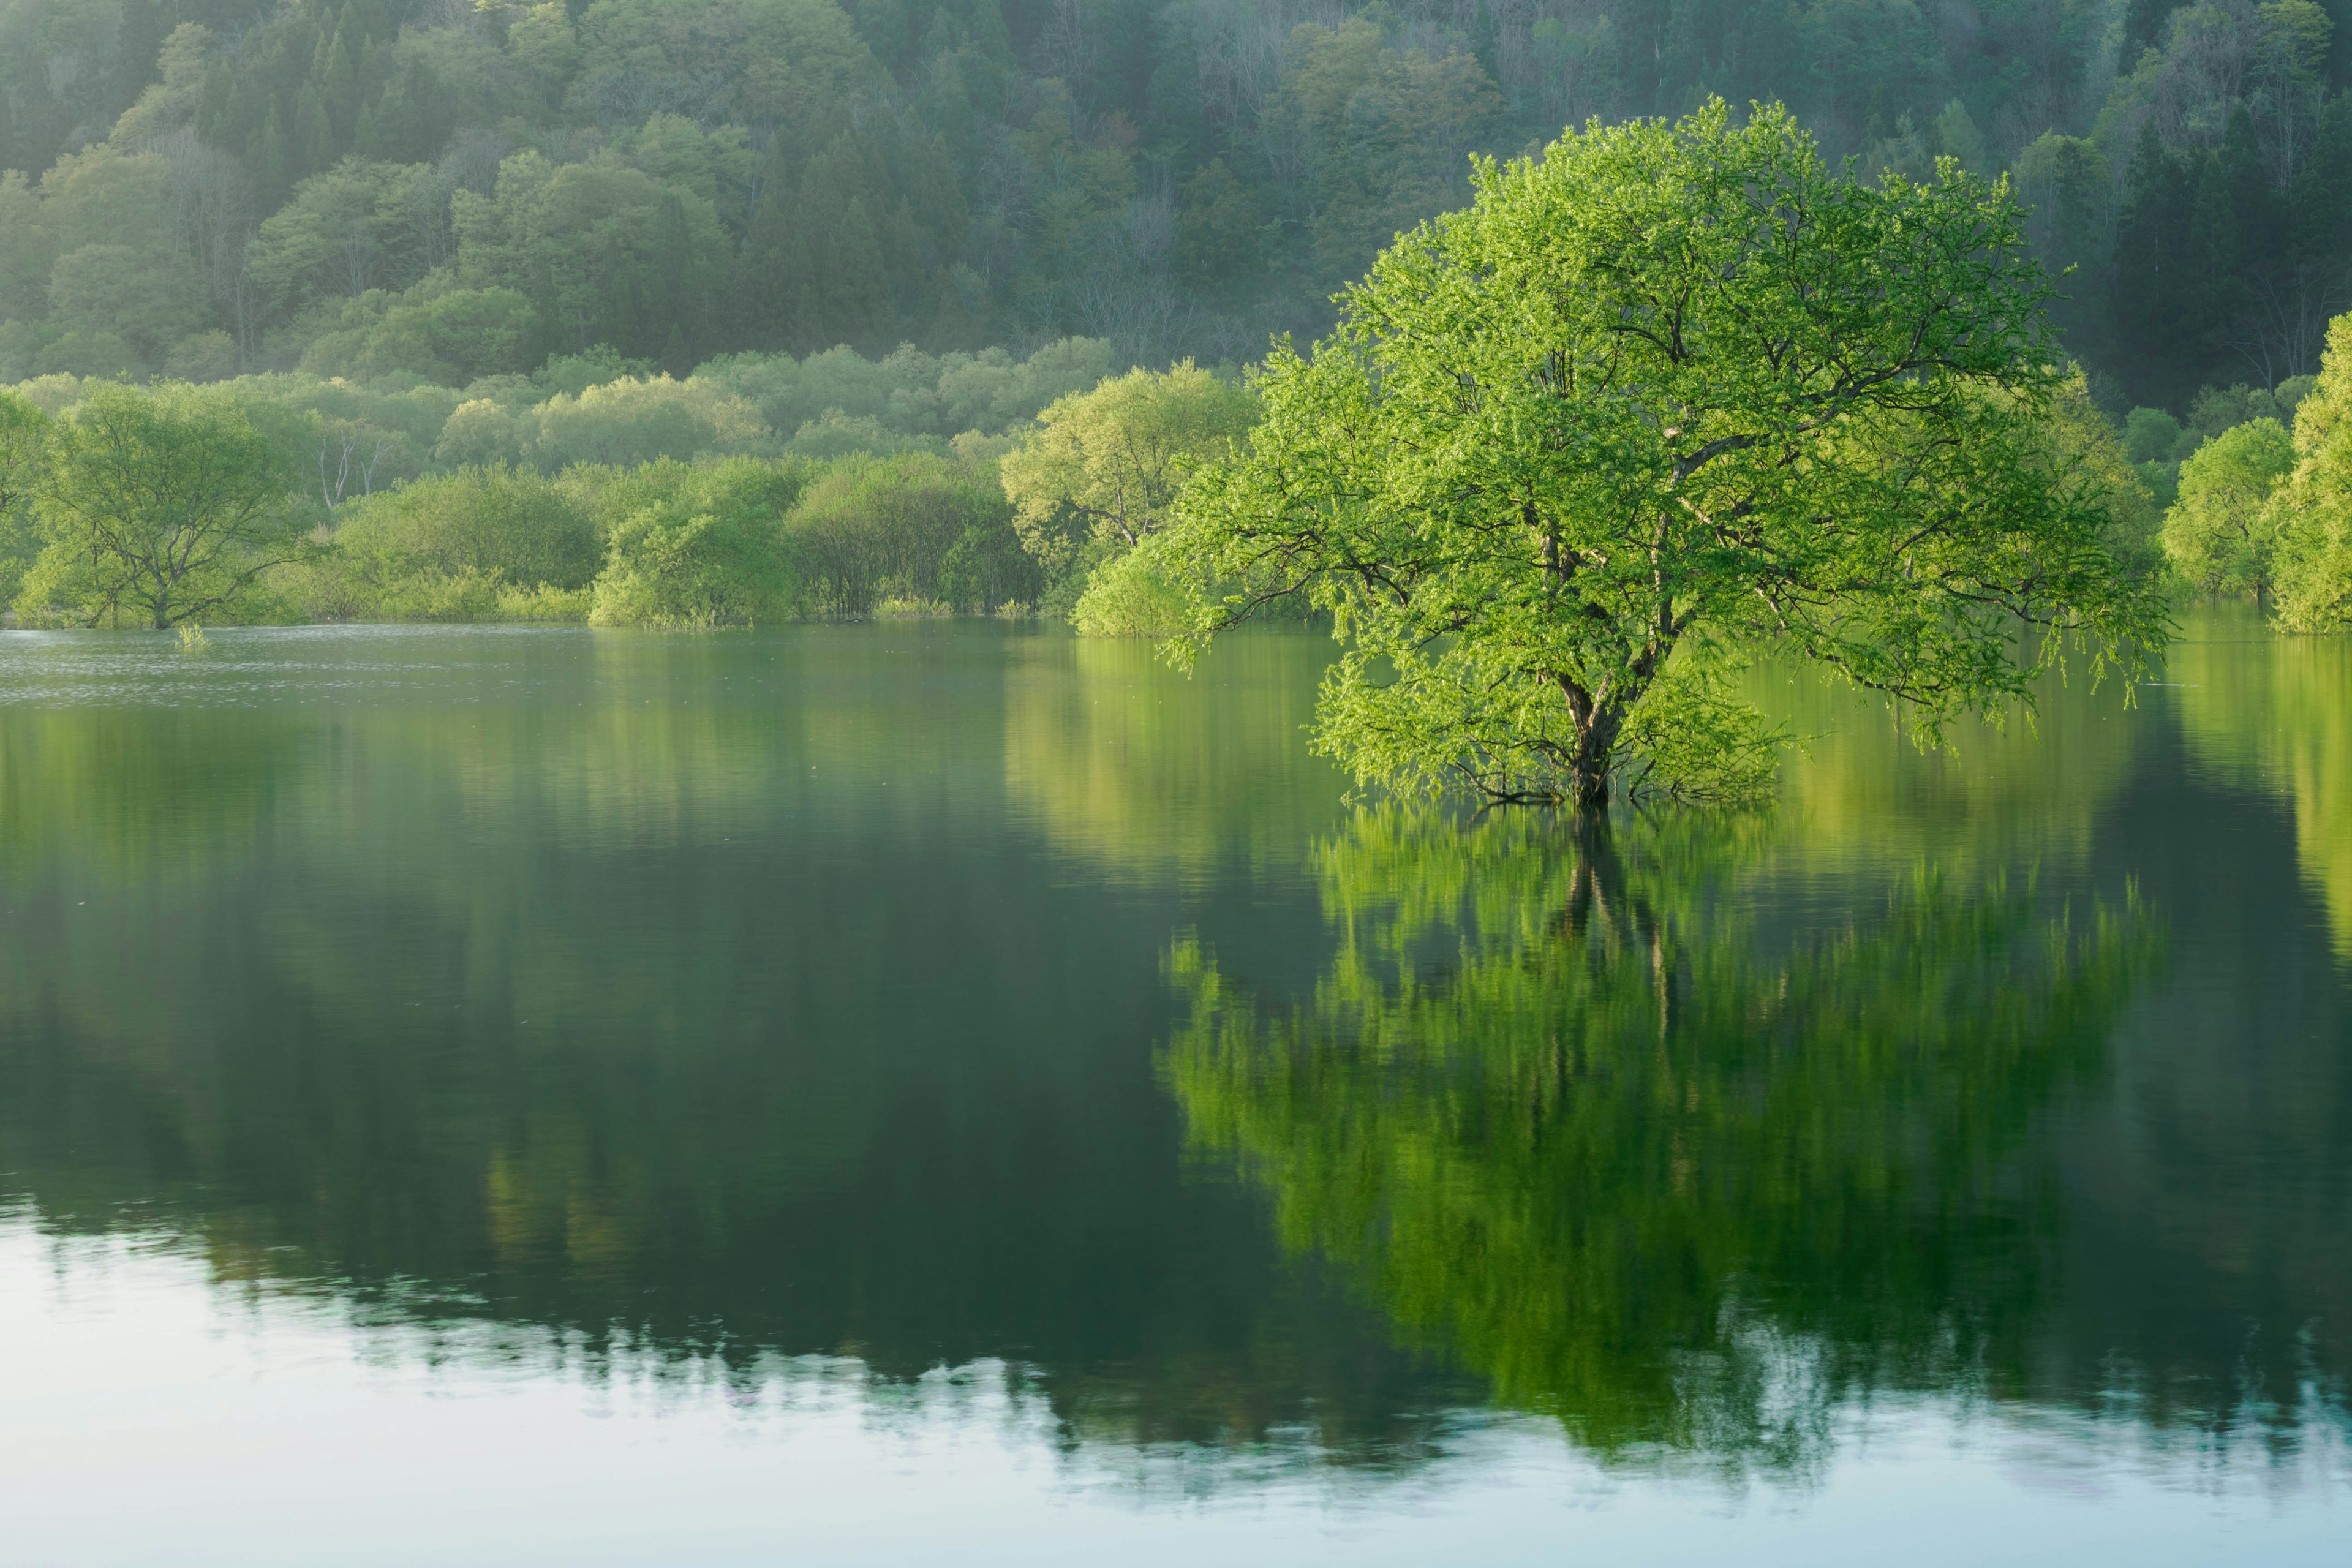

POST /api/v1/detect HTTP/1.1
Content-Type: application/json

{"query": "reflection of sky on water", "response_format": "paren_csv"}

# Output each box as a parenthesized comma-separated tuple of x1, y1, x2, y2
(4, 1222, 2342, 1566)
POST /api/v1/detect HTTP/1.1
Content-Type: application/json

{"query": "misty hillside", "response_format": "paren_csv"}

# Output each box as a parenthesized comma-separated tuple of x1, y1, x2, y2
(2, 0, 2349, 409)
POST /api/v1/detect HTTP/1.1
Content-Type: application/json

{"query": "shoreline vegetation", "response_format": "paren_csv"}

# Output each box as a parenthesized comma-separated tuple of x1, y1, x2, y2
(7, 173, 2352, 802)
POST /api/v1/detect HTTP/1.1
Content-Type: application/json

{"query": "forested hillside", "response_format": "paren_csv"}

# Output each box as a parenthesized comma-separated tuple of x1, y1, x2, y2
(1, 0, 2348, 409)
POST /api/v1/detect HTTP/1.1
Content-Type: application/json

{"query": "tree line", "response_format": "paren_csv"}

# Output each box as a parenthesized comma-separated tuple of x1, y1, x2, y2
(0, 346, 1248, 629)
(13, 95, 2352, 810)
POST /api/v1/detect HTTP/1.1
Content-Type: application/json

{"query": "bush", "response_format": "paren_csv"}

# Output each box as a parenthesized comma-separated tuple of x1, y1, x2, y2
(939, 521, 1042, 614)
(588, 457, 814, 628)
(496, 582, 593, 622)
(297, 465, 597, 621)
(783, 453, 1019, 619)
(2163, 418, 2294, 596)
(2124, 406, 2190, 464)
(1071, 537, 1205, 636)
(434, 398, 533, 467)
(295, 285, 539, 385)
(531, 375, 767, 471)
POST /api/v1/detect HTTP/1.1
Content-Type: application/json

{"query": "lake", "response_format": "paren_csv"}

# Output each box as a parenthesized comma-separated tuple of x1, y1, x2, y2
(0, 615, 2346, 1566)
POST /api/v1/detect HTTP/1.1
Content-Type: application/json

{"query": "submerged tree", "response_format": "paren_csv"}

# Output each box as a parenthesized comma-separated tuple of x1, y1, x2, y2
(0, 388, 50, 607)
(2163, 417, 2296, 599)
(1171, 102, 2168, 807)
(2269, 314, 2352, 632)
(21, 383, 310, 628)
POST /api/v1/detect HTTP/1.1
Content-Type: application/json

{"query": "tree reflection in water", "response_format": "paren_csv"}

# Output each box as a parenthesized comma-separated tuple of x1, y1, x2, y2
(1165, 807, 2162, 1475)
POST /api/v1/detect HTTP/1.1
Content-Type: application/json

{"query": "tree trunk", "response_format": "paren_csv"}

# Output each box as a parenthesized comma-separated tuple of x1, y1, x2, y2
(1566, 698, 1624, 812)
(1568, 756, 1611, 811)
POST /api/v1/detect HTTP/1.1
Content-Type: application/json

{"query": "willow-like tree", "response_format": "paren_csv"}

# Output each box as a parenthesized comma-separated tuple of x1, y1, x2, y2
(1171, 102, 2168, 807)
(21, 383, 310, 629)
(0, 388, 50, 608)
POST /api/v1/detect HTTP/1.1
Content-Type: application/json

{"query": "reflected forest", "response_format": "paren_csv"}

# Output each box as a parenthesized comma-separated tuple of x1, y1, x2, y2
(1, 626, 2348, 1479)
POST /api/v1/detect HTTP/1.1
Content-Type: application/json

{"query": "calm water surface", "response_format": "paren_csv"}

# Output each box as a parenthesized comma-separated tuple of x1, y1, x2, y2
(0, 615, 2346, 1564)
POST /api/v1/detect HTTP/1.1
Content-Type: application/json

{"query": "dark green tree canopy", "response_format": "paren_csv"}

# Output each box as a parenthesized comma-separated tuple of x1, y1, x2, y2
(1174, 101, 2169, 806)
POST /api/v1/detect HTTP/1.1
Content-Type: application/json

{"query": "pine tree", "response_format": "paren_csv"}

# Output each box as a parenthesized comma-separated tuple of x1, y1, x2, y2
(2222, 107, 2283, 270)
(826, 197, 892, 349)
(743, 134, 813, 349)
(2122, 0, 2184, 64)
(2292, 95, 2352, 266)
(2185, 149, 2245, 374)
(2113, 123, 2192, 404)
(253, 105, 291, 208)
(109, 0, 168, 123)
(196, 64, 233, 149)
(322, 26, 362, 144)
(294, 85, 334, 180)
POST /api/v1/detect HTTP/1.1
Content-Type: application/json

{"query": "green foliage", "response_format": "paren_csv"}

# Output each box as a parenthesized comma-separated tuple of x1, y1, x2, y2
(692, 341, 1117, 458)
(784, 452, 1018, 619)
(937, 519, 1042, 616)
(999, 362, 1258, 608)
(2269, 315, 2352, 630)
(20, 382, 311, 629)
(1614, 651, 1789, 803)
(1171, 104, 2167, 808)
(2190, 382, 2301, 438)
(0, 0, 2342, 403)
(1070, 536, 1208, 638)
(1164, 807, 2158, 1461)
(0, 386, 50, 608)
(2125, 407, 2190, 464)
(528, 375, 767, 470)
(2163, 417, 2296, 595)
(587, 456, 813, 628)
(293, 466, 598, 623)
(295, 284, 541, 385)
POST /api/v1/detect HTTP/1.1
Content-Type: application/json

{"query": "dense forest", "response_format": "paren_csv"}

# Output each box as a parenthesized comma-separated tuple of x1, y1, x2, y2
(6, 0, 2352, 670)
(1, 0, 2350, 407)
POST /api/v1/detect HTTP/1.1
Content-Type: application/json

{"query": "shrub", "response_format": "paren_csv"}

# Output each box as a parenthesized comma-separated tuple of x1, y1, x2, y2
(2163, 418, 2295, 596)
(300, 465, 597, 620)
(1071, 537, 1205, 637)
(531, 375, 768, 471)
(784, 453, 1017, 619)
(588, 457, 813, 628)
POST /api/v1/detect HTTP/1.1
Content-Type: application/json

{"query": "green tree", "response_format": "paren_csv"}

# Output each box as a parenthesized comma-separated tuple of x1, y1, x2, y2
(998, 361, 1257, 598)
(245, 159, 437, 317)
(586, 455, 812, 627)
(785, 451, 1014, 618)
(0, 387, 51, 608)
(1170, 103, 2167, 808)
(2269, 312, 2352, 630)
(21, 383, 310, 629)
(299, 464, 600, 622)
(2163, 417, 2296, 595)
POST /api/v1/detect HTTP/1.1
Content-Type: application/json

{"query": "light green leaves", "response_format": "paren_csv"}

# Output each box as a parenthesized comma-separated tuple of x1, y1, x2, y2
(24, 382, 310, 629)
(1173, 101, 2166, 806)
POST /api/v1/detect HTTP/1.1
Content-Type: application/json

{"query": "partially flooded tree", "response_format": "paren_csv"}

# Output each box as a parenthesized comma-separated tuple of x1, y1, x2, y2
(22, 382, 310, 628)
(0, 388, 51, 608)
(1172, 102, 2167, 807)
